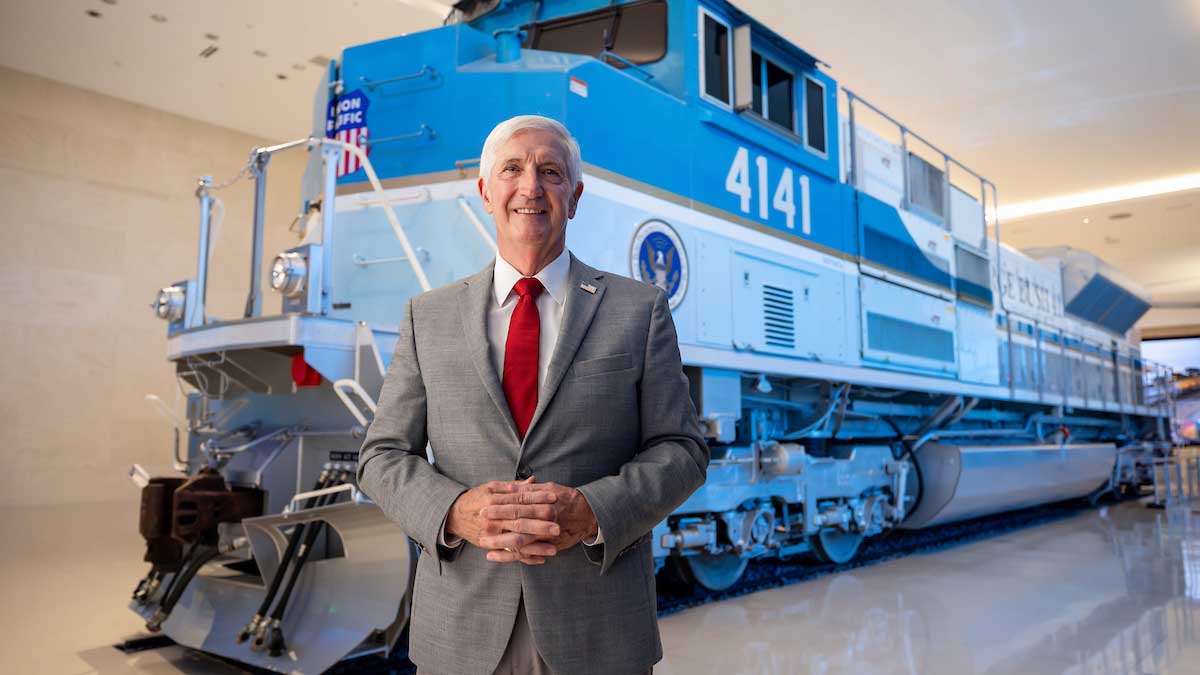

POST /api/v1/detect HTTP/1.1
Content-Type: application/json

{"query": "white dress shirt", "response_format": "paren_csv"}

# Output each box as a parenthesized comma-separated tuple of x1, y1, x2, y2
(440, 248, 603, 547)
(488, 246, 571, 391)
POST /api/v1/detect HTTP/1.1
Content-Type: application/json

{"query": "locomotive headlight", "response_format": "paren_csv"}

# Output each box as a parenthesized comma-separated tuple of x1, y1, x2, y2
(153, 285, 186, 322)
(270, 251, 307, 298)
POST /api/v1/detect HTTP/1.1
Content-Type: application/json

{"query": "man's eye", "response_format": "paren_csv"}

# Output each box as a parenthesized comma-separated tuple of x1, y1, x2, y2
(502, 165, 519, 173)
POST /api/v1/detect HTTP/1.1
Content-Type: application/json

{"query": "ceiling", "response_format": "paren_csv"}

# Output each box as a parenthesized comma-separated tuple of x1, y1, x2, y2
(1, 0, 1198, 330)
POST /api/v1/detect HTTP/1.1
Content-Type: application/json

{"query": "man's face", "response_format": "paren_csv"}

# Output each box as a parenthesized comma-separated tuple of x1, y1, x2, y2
(479, 128, 583, 258)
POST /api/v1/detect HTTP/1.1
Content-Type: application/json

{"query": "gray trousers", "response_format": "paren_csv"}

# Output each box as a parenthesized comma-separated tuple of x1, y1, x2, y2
(418, 594, 653, 675)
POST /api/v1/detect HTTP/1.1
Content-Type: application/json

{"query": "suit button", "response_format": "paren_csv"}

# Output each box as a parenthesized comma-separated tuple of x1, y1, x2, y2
(515, 466, 532, 480)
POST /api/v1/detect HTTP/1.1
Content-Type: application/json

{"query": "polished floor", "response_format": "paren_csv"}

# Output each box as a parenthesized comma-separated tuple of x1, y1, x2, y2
(4, 497, 1199, 674)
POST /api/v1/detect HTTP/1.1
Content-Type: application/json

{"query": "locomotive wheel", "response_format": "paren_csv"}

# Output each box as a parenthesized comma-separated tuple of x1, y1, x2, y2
(810, 529, 864, 565)
(683, 553, 749, 591)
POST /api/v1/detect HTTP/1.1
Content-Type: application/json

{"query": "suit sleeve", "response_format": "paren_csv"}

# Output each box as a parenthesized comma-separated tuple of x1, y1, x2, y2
(357, 298, 467, 570)
(577, 288, 710, 574)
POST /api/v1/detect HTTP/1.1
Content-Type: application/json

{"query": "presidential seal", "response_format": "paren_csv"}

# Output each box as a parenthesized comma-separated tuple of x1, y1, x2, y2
(630, 219, 688, 310)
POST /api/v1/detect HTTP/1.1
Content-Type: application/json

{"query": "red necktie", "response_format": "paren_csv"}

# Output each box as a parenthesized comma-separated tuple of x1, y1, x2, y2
(503, 277, 543, 439)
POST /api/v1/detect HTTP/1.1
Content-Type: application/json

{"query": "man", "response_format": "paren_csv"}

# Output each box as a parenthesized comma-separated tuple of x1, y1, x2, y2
(357, 115, 709, 674)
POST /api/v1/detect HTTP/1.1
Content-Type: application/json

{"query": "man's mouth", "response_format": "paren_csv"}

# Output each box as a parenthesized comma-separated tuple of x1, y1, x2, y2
(513, 207, 547, 215)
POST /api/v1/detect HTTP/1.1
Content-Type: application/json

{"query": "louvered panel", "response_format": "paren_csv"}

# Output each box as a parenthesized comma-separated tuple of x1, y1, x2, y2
(763, 284, 796, 349)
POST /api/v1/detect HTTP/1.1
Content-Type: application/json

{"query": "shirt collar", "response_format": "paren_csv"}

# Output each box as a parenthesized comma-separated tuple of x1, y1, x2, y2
(493, 247, 571, 308)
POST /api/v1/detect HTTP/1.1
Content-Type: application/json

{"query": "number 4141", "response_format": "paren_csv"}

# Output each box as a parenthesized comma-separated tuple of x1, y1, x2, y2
(725, 147, 811, 235)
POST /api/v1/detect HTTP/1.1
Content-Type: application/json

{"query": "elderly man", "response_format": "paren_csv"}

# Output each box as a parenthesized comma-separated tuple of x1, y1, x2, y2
(357, 115, 709, 675)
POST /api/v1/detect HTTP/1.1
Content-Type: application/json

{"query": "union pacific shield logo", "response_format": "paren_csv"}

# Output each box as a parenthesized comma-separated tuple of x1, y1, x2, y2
(326, 89, 371, 177)
(630, 219, 688, 310)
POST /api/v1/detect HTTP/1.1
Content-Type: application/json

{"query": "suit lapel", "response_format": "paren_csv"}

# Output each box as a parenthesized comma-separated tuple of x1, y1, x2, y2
(457, 262, 520, 441)
(523, 254, 606, 444)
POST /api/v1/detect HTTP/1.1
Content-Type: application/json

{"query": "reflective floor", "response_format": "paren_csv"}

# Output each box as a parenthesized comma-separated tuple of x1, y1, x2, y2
(3, 498, 1199, 674)
(659, 500, 1200, 675)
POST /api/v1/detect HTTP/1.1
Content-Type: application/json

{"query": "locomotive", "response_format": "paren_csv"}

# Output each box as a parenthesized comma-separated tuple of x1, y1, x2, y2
(131, 0, 1177, 671)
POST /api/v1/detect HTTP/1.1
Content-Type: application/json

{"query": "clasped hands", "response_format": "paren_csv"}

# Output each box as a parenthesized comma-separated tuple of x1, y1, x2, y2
(445, 477, 598, 565)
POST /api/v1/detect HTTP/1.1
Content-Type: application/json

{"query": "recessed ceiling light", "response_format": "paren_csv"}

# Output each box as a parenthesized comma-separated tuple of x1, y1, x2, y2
(150, 13, 167, 23)
(276, 73, 288, 80)
(253, 49, 268, 58)
(309, 55, 332, 67)
(1109, 212, 1132, 220)
(86, 10, 102, 18)
(200, 45, 219, 58)
(205, 32, 219, 41)
(1082, 217, 1090, 224)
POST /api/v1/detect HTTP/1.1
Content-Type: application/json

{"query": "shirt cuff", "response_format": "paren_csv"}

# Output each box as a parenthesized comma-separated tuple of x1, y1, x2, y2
(583, 526, 604, 547)
(438, 513, 464, 548)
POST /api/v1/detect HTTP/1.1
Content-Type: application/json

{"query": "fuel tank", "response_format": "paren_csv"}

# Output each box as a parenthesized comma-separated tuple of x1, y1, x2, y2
(903, 442, 1116, 529)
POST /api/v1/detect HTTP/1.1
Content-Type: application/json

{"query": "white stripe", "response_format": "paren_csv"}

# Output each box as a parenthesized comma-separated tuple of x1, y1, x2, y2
(341, 130, 351, 176)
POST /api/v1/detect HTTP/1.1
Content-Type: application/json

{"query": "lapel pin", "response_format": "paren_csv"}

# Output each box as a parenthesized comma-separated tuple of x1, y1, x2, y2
(579, 282, 597, 294)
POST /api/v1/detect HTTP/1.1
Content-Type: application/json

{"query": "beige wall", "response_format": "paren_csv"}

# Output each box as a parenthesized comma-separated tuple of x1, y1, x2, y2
(0, 67, 307, 506)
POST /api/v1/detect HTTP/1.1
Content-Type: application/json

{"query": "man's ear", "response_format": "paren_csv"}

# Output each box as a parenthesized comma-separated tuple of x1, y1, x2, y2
(568, 181, 584, 219)
(478, 177, 493, 214)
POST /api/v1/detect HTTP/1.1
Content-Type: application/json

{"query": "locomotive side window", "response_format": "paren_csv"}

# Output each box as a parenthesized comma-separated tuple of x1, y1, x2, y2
(700, 9, 732, 107)
(528, 0, 667, 68)
(803, 75, 827, 155)
(750, 52, 795, 132)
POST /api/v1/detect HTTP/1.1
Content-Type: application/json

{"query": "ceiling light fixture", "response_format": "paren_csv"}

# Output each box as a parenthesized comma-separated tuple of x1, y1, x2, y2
(276, 73, 288, 80)
(253, 49, 268, 58)
(205, 32, 220, 41)
(86, 10, 102, 18)
(200, 45, 219, 58)
(150, 13, 167, 23)
(995, 172, 1200, 221)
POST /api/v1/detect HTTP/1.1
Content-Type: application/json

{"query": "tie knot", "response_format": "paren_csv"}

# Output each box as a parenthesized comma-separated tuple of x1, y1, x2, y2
(513, 277, 544, 300)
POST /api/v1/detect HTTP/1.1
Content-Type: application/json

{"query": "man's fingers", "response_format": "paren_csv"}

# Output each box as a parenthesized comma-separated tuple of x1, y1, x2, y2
(490, 518, 559, 537)
(485, 477, 537, 494)
(478, 532, 538, 550)
(486, 549, 545, 564)
(480, 504, 556, 521)
(518, 542, 557, 557)
(487, 491, 557, 506)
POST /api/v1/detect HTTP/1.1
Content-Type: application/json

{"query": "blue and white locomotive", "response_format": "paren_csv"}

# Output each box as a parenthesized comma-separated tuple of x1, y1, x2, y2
(133, 1, 1176, 671)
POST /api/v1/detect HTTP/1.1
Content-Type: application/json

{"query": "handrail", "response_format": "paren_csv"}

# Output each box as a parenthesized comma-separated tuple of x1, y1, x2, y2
(457, 196, 498, 252)
(361, 65, 438, 91)
(600, 50, 655, 81)
(319, 137, 433, 291)
(287, 483, 356, 511)
(844, 88, 993, 188)
(353, 249, 430, 268)
(365, 124, 437, 147)
(333, 378, 378, 427)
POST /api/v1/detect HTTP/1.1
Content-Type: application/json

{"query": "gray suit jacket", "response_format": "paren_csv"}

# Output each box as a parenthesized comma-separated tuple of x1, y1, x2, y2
(357, 254, 709, 674)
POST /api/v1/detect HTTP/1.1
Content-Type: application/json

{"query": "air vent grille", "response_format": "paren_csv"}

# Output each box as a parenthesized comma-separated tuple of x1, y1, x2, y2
(763, 284, 796, 349)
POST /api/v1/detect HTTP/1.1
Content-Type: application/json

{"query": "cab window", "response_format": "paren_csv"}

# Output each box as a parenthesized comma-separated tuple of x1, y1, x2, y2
(528, 0, 667, 68)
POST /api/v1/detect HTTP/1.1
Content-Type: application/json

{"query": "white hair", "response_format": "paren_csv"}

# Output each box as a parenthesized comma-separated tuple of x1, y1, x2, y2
(479, 115, 582, 190)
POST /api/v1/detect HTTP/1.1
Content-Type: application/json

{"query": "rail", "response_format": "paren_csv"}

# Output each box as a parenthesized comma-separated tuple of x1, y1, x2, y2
(360, 65, 438, 91)
(841, 89, 1172, 428)
(200, 136, 435, 318)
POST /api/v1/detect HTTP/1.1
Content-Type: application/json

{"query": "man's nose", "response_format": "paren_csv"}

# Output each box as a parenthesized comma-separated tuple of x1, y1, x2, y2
(517, 167, 544, 197)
